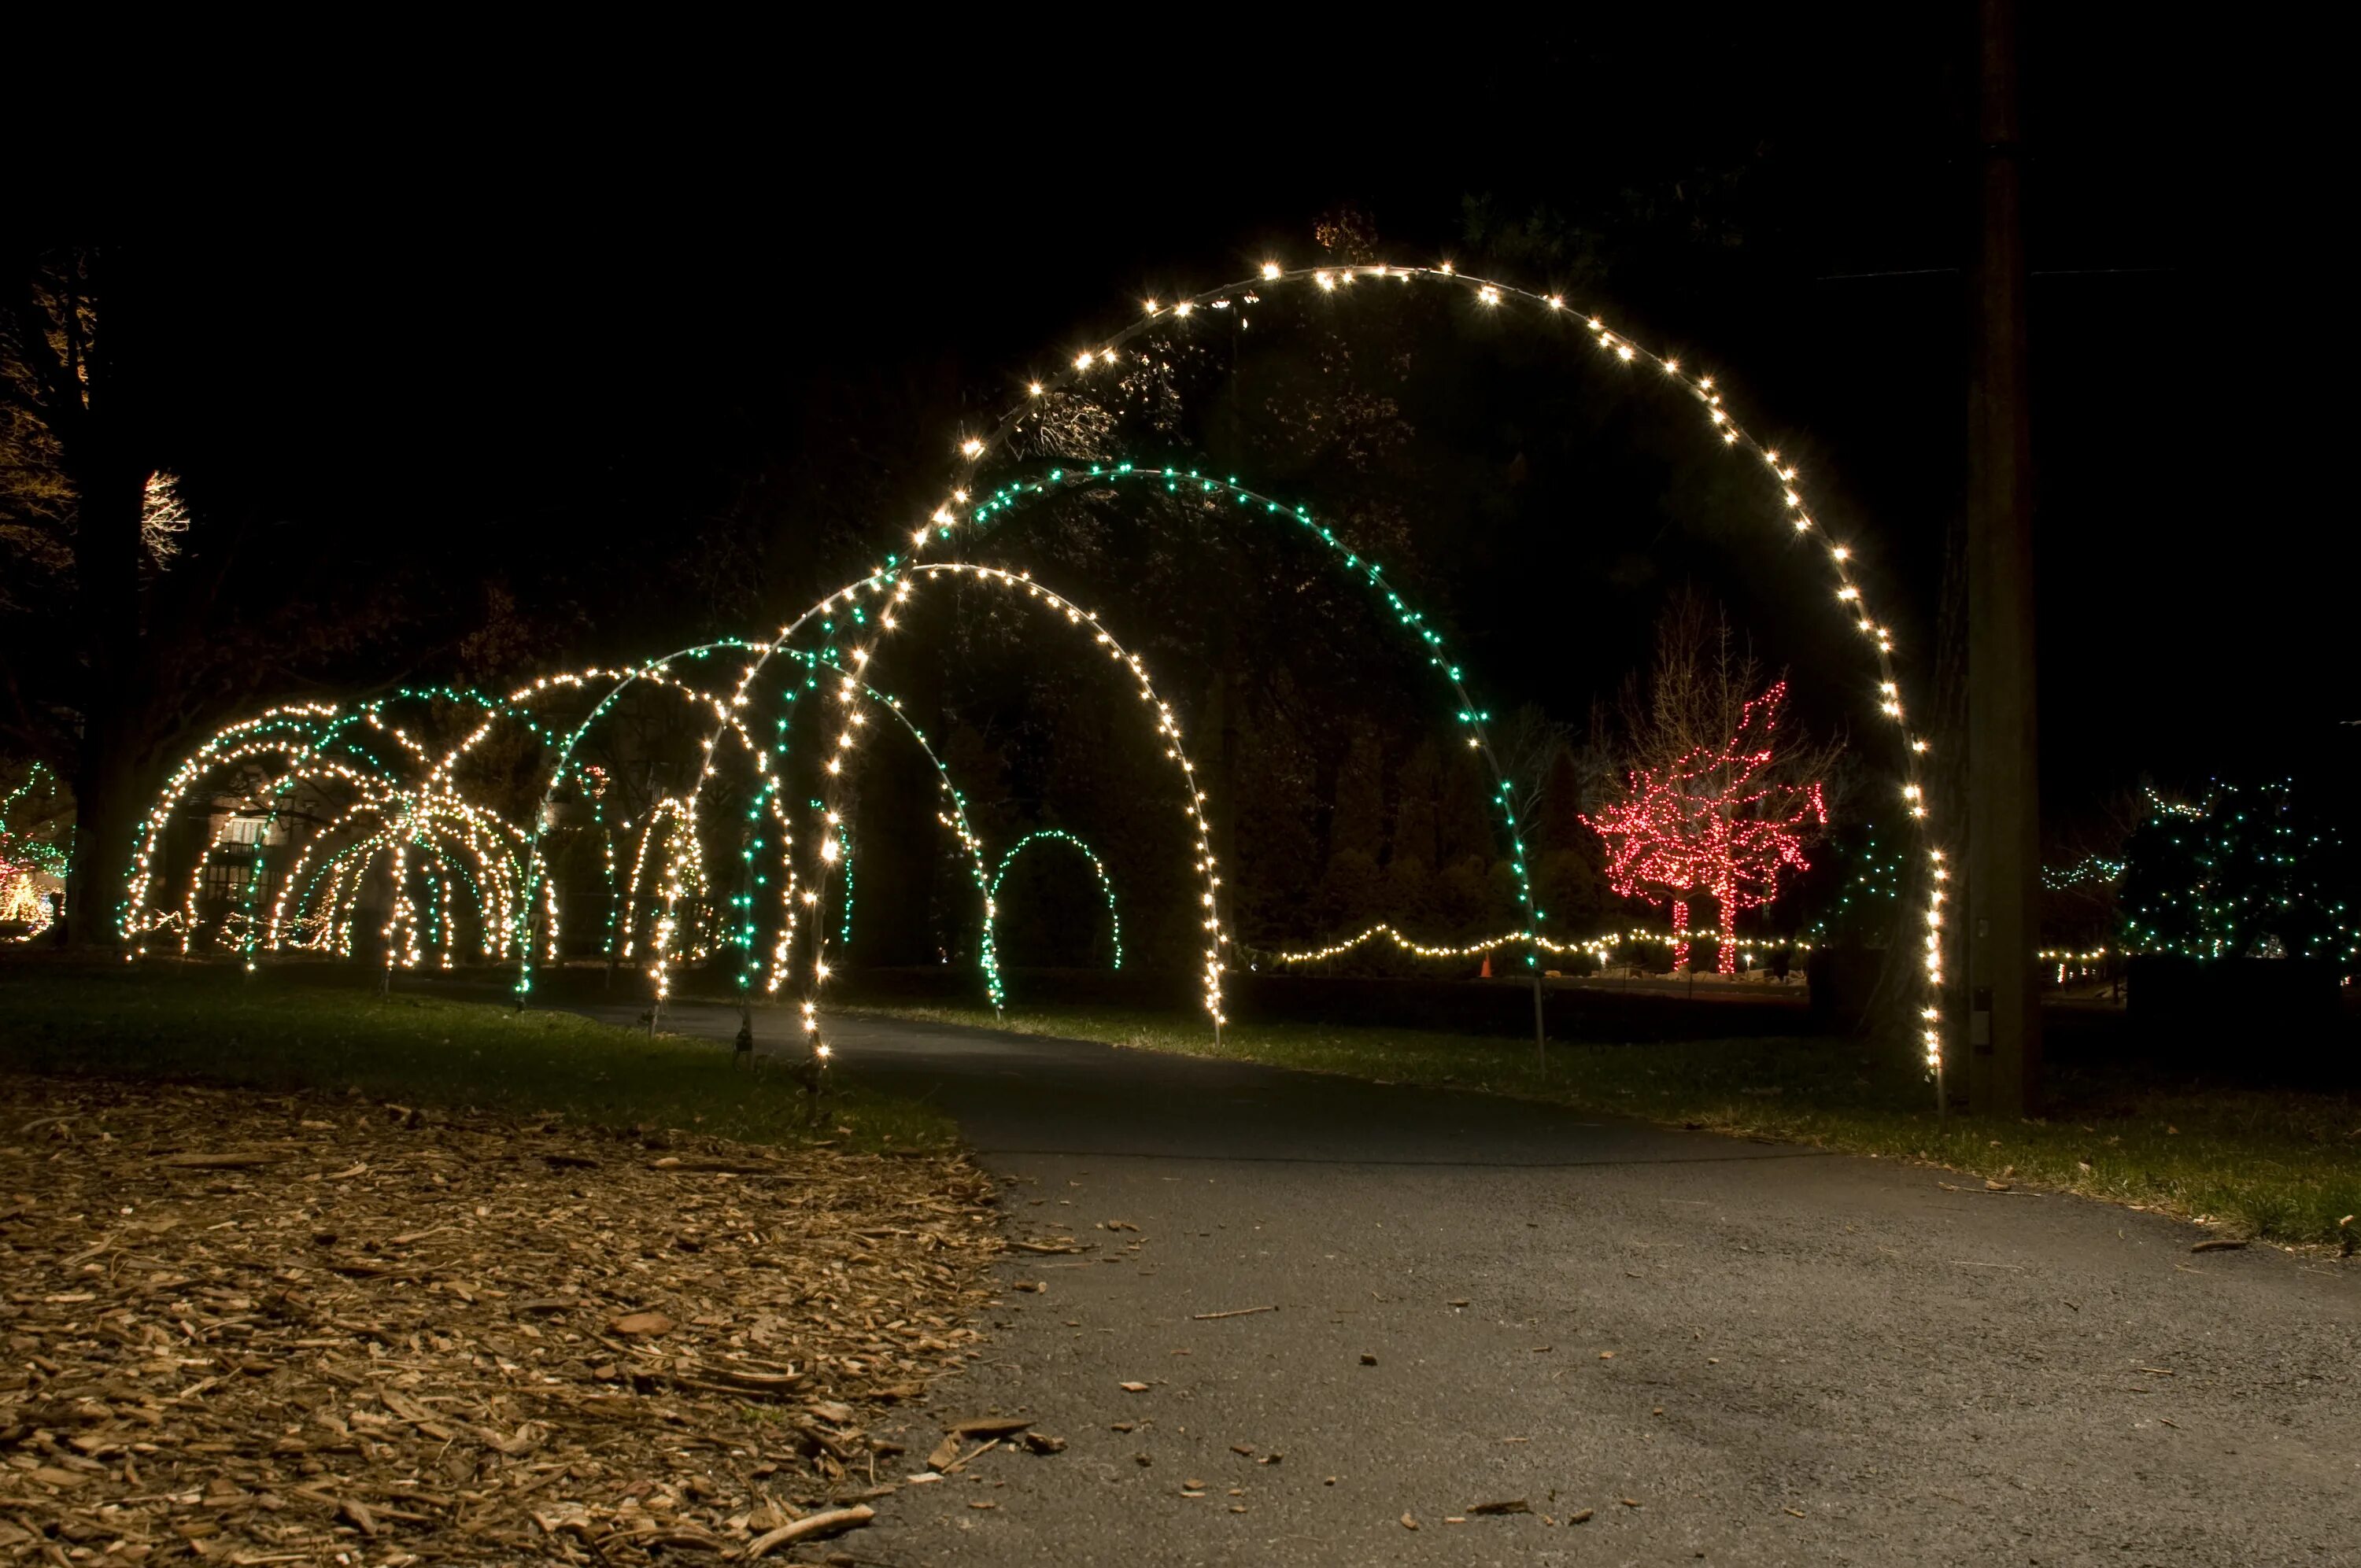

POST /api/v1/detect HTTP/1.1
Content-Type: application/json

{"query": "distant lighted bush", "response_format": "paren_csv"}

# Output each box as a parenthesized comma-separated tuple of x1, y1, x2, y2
(2118, 781, 2355, 965)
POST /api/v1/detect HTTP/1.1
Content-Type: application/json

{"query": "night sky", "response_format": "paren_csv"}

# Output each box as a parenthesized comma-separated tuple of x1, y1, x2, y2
(119, 14, 2345, 833)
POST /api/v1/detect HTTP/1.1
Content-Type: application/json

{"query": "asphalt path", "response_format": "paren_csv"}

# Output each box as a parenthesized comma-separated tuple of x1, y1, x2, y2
(572, 1000, 2359, 1567)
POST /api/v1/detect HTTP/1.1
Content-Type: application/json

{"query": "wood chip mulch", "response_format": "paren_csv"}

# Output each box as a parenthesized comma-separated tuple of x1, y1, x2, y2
(0, 1074, 1000, 1563)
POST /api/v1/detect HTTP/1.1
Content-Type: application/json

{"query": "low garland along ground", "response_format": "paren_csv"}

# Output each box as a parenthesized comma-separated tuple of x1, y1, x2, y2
(0, 967, 1025, 1563)
(837, 998, 2361, 1249)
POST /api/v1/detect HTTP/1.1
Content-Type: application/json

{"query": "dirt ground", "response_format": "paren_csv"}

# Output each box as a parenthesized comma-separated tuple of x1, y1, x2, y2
(0, 1074, 1002, 1564)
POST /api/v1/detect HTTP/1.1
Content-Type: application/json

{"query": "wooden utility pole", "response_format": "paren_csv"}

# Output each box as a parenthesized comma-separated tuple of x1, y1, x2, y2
(1966, 0, 2042, 1115)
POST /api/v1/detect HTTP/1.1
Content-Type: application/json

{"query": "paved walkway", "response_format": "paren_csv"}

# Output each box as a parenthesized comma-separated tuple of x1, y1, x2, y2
(575, 1000, 2359, 1567)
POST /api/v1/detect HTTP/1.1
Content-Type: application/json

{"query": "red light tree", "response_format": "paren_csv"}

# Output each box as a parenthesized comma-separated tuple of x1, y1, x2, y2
(1582, 681, 1827, 973)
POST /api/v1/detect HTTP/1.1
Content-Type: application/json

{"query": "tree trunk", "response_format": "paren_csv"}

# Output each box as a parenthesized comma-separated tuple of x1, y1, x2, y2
(1715, 887, 1738, 976)
(64, 458, 150, 951)
(1671, 898, 1689, 972)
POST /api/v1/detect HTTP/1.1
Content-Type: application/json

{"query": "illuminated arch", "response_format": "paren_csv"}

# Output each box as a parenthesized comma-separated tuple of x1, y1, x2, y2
(121, 259, 1957, 1090)
(1, 764, 68, 940)
(904, 262, 1947, 1079)
(990, 828, 1122, 972)
(510, 640, 812, 1000)
(776, 646, 1003, 1008)
(752, 559, 1227, 1049)
(131, 674, 791, 977)
(951, 460, 1546, 946)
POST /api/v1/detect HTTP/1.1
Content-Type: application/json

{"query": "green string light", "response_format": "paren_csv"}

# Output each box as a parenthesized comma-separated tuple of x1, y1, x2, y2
(988, 828, 1123, 971)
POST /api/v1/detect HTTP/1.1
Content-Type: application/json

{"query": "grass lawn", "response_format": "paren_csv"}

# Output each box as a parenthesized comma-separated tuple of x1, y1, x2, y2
(1, 961, 956, 1153)
(841, 996, 2361, 1249)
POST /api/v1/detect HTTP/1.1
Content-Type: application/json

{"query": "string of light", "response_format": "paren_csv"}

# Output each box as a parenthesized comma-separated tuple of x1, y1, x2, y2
(111, 255, 1964, 1086)
(1255, 921, 1813, 967)
(1580, 681, 1826, 975)
(901, 259, 1949, 1082)
(2, 764, 71, 939)
(989, 828, 1123, 971)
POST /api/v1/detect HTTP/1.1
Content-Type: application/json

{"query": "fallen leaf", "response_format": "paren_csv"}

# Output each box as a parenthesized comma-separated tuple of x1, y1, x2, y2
(745, 1504, 875, 1558)
(1568, 1507, 1594, 1523)
(1399, 1512, 1418, 1530)
(0, 1072, 997, 1567)
(1469, 1499, 1530, 1515)
(1118, 1381, 1149, 1393)
(610, 1311, 675, 1336)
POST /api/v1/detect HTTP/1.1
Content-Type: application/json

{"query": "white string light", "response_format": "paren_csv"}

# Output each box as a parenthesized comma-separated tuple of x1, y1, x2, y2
(892, 260, 1950, 1083)
(120, 260, 1960, 1091)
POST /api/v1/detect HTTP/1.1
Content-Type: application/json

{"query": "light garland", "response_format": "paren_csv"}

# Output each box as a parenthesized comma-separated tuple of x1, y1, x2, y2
(112, 254, 1970, 1090)
(1258, 921, 1811, 967)
(120, 681, 770, 976)
(952, 462, 1547, 960)
(767, 560, 1226, 1031)
(126, 651, 1016, 1031)
(2041, 854, 2125, 892)
(1807, 827, 1903, 941)
(125, 690, 575, 967)
(989, 828, 1124, 971)
(508, 651, 801, 1005)
(2119, 780, 2355, 965)
(775, 644, 1003, 1011)
(900, 259, 1949, 1081)
(1, 763, 70, 939)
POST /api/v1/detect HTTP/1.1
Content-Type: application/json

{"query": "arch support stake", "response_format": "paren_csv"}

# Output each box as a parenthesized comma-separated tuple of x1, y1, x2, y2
(1532, 964, 1546, 1075)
